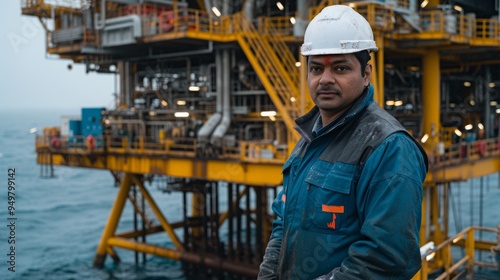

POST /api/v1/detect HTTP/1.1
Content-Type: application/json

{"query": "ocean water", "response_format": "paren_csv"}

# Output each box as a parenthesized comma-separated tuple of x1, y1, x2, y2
(0, 108, 499, 280)
(0, 109, 188, 280)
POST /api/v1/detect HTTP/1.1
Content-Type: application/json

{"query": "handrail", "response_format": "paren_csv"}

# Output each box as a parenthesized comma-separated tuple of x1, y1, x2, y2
(37, 131, 500, 170)
(427, 137, 500, 170)
(35, 134, 288, 163)
(415, 226, 499, 280)
(233, 12, 300, 141)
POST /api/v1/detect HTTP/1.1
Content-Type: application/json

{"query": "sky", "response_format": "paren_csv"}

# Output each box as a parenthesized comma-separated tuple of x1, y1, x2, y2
(0, 1, 115, 113)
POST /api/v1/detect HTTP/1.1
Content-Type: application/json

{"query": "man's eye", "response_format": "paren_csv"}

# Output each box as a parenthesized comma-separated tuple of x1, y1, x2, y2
(310, 66, 322, 73)
(335, 66, 349, 72)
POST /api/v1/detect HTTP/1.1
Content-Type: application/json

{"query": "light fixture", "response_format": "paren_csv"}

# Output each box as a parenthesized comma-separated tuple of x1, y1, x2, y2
(497, 108, 500, 114)
(149, 111, 157, 116)
(386, 100, 395, 106)
(453, 5, 462, 13)
(421, 0, 429, 8)
(177, 100, 186, 106)
(29, 127, 38, 134)
(469, 99, 476, 106)
(174, 112, 190, 118)
(489, 82, 496, 88)
(188, 85, 200, 91)
(161, 100, 168, 107)
(450, 103, 456, 108)
(455, 129, 462, 137)
(290, 17, 296, 24)
(260, 111, 277, 117)
(211, 6, 221, 17)
(269, 115, 276, 121)
(421, 134, 429, 143)
(276, 2, 284, 11)
(295, 62, 301, 67)
(464, 81, 471, 87)
(478, 123, 484, 130)
(290, 97, 297, 102)
(490, 101, 497, 106)
(408, 66, 420, 72)
(465, 124, 473, 131)
(348, 3, 356, 8)
(394, 100, 403, 106)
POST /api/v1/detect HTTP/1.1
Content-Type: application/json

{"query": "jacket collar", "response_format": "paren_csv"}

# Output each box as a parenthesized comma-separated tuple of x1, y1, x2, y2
(294, 84, 375, 142)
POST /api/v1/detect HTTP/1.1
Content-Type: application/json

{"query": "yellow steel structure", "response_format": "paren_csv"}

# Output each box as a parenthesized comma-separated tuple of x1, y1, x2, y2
(24, 0, 500, 278)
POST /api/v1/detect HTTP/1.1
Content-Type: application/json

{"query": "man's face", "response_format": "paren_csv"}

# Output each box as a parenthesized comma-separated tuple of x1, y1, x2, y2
(307, 53, 371, 124)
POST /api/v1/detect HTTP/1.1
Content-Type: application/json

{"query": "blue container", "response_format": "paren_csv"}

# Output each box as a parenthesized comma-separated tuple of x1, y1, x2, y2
(68, 120, 82, 148)
(81, 107, 105, 137)
(69, 120, 82, 136)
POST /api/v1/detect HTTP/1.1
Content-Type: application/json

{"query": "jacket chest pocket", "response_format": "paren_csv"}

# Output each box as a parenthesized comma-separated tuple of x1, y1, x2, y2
(302, 161, 359, 234)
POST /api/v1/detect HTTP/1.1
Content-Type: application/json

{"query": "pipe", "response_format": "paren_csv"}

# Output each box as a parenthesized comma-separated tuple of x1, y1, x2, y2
(198, 49, 223, 145)
(95, 0, 106, 30)
(294, 0, 310, 37)
(197, 113, 222, 144)
(210, 49, 231, 147)
(244, 124, 263, 140)
(243, 0, 255, 19)
(203, 0, 212, 15)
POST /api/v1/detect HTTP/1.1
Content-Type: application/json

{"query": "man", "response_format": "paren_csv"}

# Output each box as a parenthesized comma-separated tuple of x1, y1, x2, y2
(258, 5, 428, 280)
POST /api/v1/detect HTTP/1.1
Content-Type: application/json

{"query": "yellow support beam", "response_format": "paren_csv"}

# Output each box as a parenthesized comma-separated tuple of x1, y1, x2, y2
(422, 50, 441, 139)
(131, 175, 184, 250)
(108, 237, 182, 260)
(39, 152, 284, 186)
(93, 172, 133, 267)
(427, 157, 500, 182)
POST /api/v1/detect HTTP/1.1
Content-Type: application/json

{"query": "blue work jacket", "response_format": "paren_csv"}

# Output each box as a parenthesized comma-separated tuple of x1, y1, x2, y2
(259, 85, 428, 279)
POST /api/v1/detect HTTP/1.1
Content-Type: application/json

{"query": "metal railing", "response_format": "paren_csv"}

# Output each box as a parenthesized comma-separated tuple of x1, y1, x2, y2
(415, 226, 500, 280)
(36, 129, 500, 170)
(36, 134, 288, 163)
(427, 137, 500, 170)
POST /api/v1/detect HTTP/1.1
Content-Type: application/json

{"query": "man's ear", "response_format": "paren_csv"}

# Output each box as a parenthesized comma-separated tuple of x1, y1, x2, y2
(364, 64, 372, 86)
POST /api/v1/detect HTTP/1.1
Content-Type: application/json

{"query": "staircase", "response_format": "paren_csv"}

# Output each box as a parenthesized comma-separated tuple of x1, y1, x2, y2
(233, 13, 301, 141)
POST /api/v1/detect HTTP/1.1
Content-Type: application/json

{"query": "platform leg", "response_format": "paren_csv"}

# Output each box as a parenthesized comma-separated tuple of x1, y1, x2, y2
(93, 172, 133, 267)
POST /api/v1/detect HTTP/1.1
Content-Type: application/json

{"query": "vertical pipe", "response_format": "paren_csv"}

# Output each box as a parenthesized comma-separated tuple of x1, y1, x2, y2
(294, 0, 309, 37)
(485, 66, 492, 138)
(203, 183, 209, 252)
(141, 191, 146, 264)
(236, 184, 242, 260)
(246, 186, 251, 262)
(210, 182, 216, 251)
(215, 182, 220, 255)
(443, 183, 449, 241)
(422, 50, 441, 139)
(133, 185, 138, 265)
(228, 183, 234, 259)
(300, 53, 308, 116)
(211, 49, 231, 147)
(375, 32, 385, 106)
(255, 187, 264, 261)
(183, 188, 189, 251)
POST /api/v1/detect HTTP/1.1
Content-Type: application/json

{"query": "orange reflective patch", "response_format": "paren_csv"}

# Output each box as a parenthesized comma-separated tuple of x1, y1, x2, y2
(321, 204, 344, 229)
(282, 194, 286, 203)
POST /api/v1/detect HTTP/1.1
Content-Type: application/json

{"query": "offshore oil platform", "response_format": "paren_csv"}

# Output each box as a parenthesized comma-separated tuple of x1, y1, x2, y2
(23, 0, 500, 278)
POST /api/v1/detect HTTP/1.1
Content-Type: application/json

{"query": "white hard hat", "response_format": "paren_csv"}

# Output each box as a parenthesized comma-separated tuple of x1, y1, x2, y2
(301, 5, 378, 56)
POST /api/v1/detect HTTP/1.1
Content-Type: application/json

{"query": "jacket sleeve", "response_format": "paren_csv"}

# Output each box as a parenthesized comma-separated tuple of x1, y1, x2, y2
(258, 189, 286, 279)
(314, 133, 427, 280)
